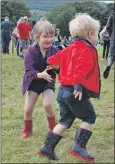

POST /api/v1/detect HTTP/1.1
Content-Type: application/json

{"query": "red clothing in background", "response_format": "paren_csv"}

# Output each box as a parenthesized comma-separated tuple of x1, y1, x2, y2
(48, 40, 100, 93)
(12, 27, 20, 38)
(17, 23, 32, 40)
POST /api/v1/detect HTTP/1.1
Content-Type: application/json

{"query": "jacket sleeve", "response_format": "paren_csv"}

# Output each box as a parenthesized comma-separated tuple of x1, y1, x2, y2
(24, 48, 39, 79)
(73, 47, 95, 84)
(73, 84, 82, 92)
(47, 50, 62, 66)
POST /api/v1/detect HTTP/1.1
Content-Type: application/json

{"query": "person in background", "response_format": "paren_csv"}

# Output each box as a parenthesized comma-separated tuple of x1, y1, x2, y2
(37, 13, 101, 162)
(53, 28, 62, 49)
(29, 20, 37, 45)
(21, 19, 59, 138)
(32, 20, 36, 28)
(1, 16, 14, 54)
(17, 16, 32, 57)
(61, 36, 68, 48)
(27, 19, 33, 46)
(12, 17, 24, 56)
(67, 36, 72, 45)
(103, 9, 115, 78)
(100, 26, 110, 60)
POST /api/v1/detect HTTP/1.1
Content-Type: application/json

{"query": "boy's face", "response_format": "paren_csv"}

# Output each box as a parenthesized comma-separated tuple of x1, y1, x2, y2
(38, 32, 55, 50)
(88, 30, 99, 45)
(92, 32, 98, 45)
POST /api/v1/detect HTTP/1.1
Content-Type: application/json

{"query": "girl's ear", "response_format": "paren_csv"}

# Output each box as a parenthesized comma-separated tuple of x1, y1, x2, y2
(88, 30, 93, 39)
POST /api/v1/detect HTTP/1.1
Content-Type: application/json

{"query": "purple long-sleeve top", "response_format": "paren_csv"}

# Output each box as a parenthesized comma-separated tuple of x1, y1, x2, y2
(22, 43, 59, 95)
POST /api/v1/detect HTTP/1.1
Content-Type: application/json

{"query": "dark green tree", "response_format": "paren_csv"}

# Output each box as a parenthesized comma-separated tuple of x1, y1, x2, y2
(47, 4, 76, 37)
(47, 1, 113, 36)
(1, 0, 31, 24)
(100, 3, 114, 29)
(74, 1, 104, 28)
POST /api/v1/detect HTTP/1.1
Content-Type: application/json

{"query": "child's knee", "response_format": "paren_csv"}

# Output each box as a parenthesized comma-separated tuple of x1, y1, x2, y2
(43, 103, 52, 110)
(91, 113, 96, 124)
(43, 103, 54, 116)
(59, 117, 75, 129)
(83, 113, 96, 124)
(24, 107, 33, 113)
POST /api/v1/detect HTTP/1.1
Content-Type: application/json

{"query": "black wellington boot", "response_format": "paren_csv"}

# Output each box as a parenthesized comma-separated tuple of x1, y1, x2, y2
(103, 66, 111, 78)
(37, 131, 62, 160)
(70, 127, 94, 162)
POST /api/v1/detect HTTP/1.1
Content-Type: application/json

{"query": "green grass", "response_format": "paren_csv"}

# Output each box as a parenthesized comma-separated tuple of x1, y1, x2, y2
(1, 45, 114, 163)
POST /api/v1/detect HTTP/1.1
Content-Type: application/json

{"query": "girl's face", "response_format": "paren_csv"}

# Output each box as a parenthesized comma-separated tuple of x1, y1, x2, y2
(38, 32, 55, 50)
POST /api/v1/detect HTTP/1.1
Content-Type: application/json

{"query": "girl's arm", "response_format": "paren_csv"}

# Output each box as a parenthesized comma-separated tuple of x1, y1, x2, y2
(24, 48, 39, 79)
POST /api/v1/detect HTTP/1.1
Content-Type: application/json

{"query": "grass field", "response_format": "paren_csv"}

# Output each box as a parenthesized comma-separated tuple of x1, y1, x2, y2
(1, 46, 114, 163)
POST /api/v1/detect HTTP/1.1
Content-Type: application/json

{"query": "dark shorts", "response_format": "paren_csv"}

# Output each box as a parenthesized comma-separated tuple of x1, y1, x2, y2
(28, 79, 55, 95)
(57, 85, 96, 128)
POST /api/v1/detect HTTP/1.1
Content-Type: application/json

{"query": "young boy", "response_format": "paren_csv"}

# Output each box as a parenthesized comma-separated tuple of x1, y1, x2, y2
(37, 13, 101, 162)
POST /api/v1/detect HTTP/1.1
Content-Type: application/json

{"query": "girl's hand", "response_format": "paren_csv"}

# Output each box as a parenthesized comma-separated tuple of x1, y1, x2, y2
(47, 65, 59, 70)
(37, 68, 54, 83)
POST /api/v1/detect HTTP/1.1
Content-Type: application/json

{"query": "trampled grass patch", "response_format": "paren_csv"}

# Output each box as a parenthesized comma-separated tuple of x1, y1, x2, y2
(1, 45, 114, 163)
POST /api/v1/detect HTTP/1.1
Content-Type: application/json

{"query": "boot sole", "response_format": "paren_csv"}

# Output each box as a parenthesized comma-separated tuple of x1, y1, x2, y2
(37, 151, 45, 156)
(70, 151, 94, 162)
(37, 151, 59, 161)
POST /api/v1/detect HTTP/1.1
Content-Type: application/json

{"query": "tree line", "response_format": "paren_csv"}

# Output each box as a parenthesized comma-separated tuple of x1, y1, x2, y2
(1, 0, 114, 36)
(1, 0, 31, 24)
(47, 1, 114, 37)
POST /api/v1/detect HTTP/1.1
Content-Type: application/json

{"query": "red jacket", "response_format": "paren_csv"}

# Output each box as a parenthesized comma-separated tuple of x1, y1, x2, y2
(48, 40, 100, 93)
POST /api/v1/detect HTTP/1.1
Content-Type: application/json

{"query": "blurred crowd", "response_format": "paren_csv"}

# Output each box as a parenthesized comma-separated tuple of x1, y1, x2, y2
(1, 16, 72, 58)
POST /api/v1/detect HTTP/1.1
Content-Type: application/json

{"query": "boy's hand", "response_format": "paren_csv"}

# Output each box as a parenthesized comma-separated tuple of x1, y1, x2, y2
(73, 90, 82, 100)
(37, 68, 54, 83)
(73, 84, 82, 101)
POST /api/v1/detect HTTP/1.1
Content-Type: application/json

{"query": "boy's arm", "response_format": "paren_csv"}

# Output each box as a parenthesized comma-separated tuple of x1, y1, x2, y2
(47, 50, 62, 66)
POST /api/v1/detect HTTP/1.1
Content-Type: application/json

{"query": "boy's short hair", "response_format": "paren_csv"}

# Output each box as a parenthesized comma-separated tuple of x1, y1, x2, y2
(69, 13, 100, 38)
(32, 19, 55, 41)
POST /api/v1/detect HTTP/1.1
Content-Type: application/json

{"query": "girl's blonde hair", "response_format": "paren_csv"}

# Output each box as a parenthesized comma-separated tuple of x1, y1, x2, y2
(69, 13, 100, 38)
(32, 19, 55, 41)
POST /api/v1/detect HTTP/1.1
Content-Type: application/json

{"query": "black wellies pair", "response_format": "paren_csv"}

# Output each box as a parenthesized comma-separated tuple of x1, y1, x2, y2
(37, 127, 94, 162)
